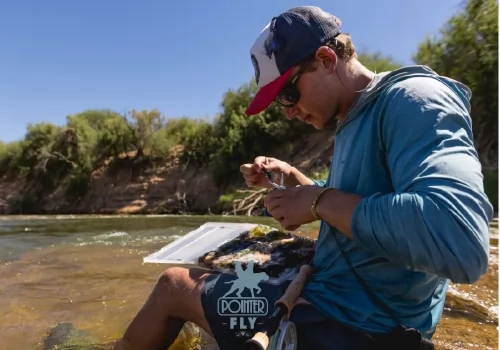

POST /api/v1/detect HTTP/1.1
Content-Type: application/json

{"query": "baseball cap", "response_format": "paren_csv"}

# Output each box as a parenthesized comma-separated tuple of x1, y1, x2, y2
(245, 6, 341, 115)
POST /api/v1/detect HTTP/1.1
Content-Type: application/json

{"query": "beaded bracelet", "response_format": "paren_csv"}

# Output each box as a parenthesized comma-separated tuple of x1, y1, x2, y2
(311, 187, 334, 220)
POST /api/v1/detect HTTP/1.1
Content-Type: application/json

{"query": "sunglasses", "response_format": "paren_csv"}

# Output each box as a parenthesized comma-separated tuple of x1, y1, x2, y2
(275, 63, 309, 108)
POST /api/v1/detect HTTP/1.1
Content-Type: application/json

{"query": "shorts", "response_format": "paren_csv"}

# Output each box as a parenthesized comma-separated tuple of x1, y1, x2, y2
(200, 271, 375, 350)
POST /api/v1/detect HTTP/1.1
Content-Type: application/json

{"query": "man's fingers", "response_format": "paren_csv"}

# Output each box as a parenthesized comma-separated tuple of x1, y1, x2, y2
(243, 173, 262, 182)
(245, 180, 263, 188)
(240, 163, 256, 174)
(242, 159, 272, 174)
(254, 156, 277, 172)
(266, 202, 281, 213)
(280, 216, 300, 231)
(264, 189, 285, 202)
(264, 192, 284, 211)
(254, 156, 268, 167)
(262, 163, 283, 174)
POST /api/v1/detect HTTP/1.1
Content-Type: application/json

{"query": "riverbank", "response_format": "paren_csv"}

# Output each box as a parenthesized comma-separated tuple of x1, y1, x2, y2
(0, 128, 337, 216)
(0, 155, 496, 218)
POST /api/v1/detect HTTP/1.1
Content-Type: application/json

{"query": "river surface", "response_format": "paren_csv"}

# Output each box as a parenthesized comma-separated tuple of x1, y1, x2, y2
(0, 215, 497, 350)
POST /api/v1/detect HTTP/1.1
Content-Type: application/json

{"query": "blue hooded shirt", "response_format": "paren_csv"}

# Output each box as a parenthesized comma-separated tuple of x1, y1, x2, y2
(304, 65, 493, 338)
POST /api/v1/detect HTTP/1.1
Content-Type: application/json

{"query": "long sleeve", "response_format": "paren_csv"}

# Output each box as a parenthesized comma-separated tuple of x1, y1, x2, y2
(312, 179, 327, 187)
(351, 76, 493, 284)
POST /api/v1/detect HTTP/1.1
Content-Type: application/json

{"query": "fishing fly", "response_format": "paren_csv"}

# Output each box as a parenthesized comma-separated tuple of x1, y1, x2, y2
(261, 169, 285, 218)
(262, 169, 285, 190)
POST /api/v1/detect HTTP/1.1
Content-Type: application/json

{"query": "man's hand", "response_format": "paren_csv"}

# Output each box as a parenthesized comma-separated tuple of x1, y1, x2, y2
(265, 185, 364, 236)
(264, 185, 325, 231)
(240, 156, 314, 188)
(240, 156, 292, 189)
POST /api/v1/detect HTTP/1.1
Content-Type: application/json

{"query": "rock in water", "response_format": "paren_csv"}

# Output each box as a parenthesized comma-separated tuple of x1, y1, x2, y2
(42, 322, 102, 350)
(169, 322, 214, 350)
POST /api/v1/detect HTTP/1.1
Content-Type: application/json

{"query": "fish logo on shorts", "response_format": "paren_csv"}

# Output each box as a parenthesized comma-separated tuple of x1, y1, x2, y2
(217, 260, 270, 335)
(223, 261, 269, 298)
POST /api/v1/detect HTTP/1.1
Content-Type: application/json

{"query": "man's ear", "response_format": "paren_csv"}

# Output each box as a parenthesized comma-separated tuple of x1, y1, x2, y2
(315, 46, 337, 72)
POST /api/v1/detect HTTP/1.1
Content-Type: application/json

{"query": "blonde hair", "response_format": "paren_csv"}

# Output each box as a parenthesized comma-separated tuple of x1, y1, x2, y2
(327, 16, 356, 61)
(327, 33, 357, 61)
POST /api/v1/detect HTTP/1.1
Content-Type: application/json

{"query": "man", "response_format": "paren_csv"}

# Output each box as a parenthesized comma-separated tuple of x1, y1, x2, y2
(114, 6, 493, 350)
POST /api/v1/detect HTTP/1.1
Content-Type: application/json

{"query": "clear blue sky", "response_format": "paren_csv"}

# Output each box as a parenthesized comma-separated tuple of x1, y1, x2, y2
(1, 0, 464, 143)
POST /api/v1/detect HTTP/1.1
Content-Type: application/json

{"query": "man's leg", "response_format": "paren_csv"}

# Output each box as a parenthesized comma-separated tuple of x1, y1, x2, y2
(114, 266, 214, 350)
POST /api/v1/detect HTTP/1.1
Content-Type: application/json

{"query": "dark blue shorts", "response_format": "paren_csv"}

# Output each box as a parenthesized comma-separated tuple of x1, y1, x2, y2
(200, 271, 374, 350)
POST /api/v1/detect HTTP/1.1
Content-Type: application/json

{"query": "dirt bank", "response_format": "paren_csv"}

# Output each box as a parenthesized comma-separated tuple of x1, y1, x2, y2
(0, 130, 335, 215)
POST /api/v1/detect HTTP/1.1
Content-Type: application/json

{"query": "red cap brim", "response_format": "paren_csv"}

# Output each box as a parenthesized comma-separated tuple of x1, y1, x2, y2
(245, 68, 293, 115)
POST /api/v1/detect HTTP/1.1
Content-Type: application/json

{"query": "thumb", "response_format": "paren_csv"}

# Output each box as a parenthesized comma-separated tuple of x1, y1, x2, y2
(253, 156, 269, 173)
(261, 160, 283, 174)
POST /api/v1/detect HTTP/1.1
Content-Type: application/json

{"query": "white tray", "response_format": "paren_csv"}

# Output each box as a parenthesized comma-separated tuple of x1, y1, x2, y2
(143, 222, 299, 285)
(143, 222, 258, 265)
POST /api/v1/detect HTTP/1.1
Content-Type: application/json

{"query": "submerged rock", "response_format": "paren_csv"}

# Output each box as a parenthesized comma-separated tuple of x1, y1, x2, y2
(169, 322, 218, 350)
(42, 322, 103, 350)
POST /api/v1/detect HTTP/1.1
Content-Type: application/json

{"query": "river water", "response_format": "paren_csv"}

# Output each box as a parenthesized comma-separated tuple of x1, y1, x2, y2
(0, 215, 497, 350)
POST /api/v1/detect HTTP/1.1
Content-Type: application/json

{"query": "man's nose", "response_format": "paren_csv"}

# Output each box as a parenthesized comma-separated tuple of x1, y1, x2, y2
(283, 106, 299, 120)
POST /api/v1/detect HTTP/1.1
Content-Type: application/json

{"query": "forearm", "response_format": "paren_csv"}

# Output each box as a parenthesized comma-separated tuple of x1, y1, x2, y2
(315, 188, 363, 238)
(286, 166, 315, 186)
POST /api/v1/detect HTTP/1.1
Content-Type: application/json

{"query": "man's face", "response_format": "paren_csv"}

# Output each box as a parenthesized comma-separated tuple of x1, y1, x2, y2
(276, 48, 342, 129)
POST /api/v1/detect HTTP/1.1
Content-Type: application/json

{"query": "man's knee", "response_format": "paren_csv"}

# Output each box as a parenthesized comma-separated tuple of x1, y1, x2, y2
(153, 267, 212, 327)
(155, 266, 187, 296)
(156, 266, 209, 295)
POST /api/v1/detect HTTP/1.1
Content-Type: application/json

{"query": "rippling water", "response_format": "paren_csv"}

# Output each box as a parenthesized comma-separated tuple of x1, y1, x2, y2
(0, 215, 497, 350)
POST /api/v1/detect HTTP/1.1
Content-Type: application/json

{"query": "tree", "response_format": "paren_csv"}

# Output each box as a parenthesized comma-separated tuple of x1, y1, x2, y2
(126, 109, 165, 158)
(66, 109, 123, 130)
(20, 122, 63, 175)
(0, 140, 24, 176)
(413, 0, 498, 166)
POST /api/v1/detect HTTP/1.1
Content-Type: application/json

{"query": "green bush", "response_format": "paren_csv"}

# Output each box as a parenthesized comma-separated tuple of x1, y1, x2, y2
(0, 140, 25, 176)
